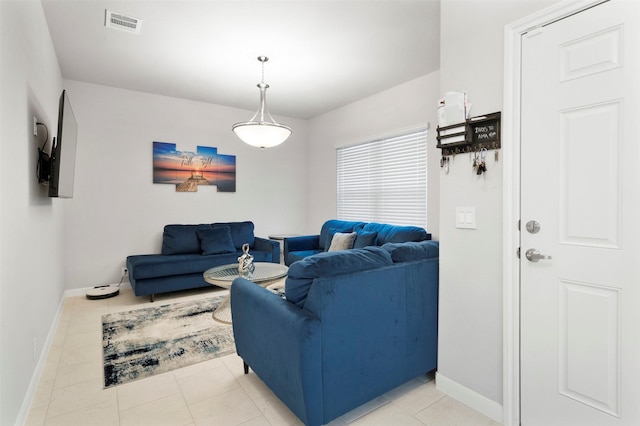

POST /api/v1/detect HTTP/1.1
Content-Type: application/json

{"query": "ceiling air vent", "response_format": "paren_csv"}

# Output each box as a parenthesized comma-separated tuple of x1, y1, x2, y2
(105, 10, 142, 34)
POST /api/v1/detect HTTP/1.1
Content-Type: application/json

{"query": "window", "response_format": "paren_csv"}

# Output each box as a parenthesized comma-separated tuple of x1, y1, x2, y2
(336, 128, 428, 227)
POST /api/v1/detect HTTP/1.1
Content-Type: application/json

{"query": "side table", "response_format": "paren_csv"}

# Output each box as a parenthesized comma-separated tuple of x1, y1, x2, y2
(268, 234, 300, 264)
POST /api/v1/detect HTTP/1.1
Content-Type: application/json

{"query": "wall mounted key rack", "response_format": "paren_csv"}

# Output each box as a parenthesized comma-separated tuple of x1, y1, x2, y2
(436, 111, 501, 156)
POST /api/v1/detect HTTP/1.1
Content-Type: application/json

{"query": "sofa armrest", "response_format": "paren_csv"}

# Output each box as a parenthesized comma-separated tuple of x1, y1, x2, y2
(284, 235, 321, 257)
(231, 278, 323, 426)
(253, 236, 279, 263)
(301, 261, 438, 419)
(284, 235, 322, 266)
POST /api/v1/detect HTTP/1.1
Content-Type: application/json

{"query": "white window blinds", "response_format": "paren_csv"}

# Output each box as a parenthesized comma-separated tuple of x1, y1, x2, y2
(336, 128, 428, 227)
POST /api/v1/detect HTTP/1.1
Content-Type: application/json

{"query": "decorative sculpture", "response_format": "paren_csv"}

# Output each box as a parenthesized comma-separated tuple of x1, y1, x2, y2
(238, 243, 255, 278)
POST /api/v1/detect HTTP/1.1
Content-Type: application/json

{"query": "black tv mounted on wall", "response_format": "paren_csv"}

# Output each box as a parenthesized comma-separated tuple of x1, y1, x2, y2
(48, 89, 78, 198)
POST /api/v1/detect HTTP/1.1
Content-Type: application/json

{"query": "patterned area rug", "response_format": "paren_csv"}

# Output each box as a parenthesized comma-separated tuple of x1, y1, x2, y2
(102, 294, 234, 388)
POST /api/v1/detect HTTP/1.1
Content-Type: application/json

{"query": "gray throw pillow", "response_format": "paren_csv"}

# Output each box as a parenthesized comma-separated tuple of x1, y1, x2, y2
(327, 232, 356, 252)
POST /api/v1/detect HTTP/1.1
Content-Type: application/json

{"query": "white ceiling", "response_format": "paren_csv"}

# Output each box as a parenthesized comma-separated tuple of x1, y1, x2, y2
(41, 0, 440, 119)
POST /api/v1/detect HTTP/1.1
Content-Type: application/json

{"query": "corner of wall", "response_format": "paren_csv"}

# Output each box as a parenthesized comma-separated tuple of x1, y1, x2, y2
(436, 372, 503, 423)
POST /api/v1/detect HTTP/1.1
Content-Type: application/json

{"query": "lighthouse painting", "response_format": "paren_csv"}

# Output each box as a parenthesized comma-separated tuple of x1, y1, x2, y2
(152, 142, 236, 192)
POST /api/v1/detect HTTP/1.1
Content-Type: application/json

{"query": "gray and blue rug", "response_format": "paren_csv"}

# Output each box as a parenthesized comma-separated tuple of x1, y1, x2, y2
(102, 294, 235, 388)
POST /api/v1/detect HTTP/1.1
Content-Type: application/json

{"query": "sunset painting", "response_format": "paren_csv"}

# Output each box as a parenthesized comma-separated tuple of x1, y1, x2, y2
(153, 142, 236, 192)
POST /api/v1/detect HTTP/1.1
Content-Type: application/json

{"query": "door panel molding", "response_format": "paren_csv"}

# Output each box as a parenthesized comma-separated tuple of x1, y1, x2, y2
(559, 100, 621, 248)
(560, 25, 623, 82)
(558, 280, 620, 417)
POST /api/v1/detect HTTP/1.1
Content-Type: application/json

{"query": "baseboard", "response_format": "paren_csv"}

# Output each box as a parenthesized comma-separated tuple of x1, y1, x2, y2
(15, 293, 66, 426)
(64, 280, 131, 298)
(16, 282, 131, 425)
(436, 372, 503, 424)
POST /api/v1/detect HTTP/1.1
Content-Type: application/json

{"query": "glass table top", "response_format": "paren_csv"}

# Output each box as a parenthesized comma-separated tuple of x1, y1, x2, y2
(203, 262, 288, 285)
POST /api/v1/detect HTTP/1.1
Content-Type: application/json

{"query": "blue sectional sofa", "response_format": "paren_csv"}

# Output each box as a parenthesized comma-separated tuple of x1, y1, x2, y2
(283, 219, 431, 266)
(126, 221, 279, 301)
(231, 240, 439, 426)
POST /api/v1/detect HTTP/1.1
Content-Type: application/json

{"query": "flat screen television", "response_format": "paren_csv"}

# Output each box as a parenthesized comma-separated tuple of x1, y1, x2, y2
(48, 90, 78, 198)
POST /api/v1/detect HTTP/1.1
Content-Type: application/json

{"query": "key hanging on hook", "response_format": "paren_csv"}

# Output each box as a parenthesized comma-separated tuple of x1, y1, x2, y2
(440, 155, 450, 174)
(477, 148, 488, 175)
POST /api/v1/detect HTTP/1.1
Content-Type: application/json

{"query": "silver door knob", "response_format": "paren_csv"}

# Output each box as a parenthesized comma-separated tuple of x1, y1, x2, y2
(526, 220, 541, 234)
(525, 248, 552, 262)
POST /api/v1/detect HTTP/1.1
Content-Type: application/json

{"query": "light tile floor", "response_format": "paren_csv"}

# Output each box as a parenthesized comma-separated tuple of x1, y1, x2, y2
(25, 286, 501, 426)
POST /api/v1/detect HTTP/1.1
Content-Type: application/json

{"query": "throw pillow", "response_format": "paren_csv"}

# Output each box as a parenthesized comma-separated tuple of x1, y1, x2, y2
(327, 232, 357, 252)
(162, 224, 211, 255)
(323, 226, 354, 251)
(211, 221, 255, 249)
(197, 226, 236, 255)
(353, 231, 378, 248)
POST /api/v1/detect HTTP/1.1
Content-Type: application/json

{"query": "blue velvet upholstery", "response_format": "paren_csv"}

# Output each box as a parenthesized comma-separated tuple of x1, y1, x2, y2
(319, 220, 366, 251)
(285, 247, 392, 308)
(284, 219, 431, 266)
(162, 224, 211, 255)
(212, 221, 255, 249)
(127, 222, 279, 300)
(382, 240, 440, 262)
(231, 281, 323, 424)
(353, 230, 377, 248)
(231, 242, 439, 426)
(286, 249, 322, 265)
(361, 222, 429, 245)
(198, 226, 236, 255)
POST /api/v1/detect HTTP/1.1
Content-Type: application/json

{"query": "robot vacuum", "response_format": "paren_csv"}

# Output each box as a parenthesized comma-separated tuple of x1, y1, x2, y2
(86, 285, 120, 300)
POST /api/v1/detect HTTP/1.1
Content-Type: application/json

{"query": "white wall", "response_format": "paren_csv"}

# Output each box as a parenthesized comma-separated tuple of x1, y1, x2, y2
(306, 71, 441, 237)
(62, 80, 308, 289)
(437, 0, 559, 410)
(0, 1, 64, 424)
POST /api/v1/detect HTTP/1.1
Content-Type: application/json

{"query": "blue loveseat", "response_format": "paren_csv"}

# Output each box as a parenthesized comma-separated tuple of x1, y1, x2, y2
(126, 221, 279, 301)
(231, 240, 439, 426)
(283, 219, 431, 266)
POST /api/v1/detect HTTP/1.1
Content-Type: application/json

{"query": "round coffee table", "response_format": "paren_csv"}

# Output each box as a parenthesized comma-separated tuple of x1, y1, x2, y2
(203, 262, 288, 324)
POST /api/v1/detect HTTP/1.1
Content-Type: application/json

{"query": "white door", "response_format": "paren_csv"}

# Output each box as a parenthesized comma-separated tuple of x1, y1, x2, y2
(520, 1, 640, 425)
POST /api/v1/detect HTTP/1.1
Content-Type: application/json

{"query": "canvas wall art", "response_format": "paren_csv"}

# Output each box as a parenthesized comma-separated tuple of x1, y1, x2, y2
(153, 142, 236, 192)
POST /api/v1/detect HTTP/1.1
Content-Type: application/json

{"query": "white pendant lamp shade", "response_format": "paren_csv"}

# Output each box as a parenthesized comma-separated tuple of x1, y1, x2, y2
(232, 57, 292, 149)
(232, 121, 292, 148)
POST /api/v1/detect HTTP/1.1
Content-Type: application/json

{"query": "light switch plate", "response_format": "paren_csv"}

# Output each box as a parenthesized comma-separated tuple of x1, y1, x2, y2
(456, 207, 476, 229)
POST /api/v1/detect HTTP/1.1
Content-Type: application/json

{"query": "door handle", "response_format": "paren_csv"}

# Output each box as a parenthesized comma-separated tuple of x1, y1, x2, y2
(525, 248, 552, 262)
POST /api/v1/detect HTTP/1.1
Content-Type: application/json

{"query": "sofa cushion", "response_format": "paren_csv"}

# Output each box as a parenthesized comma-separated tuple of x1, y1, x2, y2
(320, 220, 366, 251)
(198, 226, 236, 255)
(287, 250, 323, 265)
(128, 253, 235, 280)
(327, 232, 356, 252)
(353, 231, 378, 249)
(382, 240, 439, 262)
(285, 246, 393, 308)
(161, 224, 211, 255)
(127, 249, 275, 281)
(361, 222, 428, 245)
(212, 221, 255, 249)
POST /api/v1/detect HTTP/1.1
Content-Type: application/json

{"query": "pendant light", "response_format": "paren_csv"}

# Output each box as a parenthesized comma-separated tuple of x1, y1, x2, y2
(232, 56, 292, 149)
